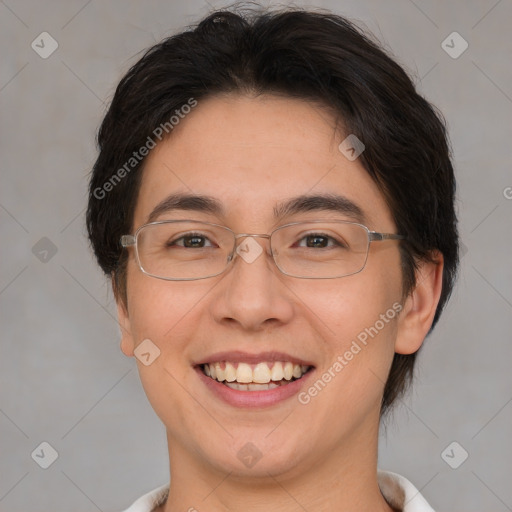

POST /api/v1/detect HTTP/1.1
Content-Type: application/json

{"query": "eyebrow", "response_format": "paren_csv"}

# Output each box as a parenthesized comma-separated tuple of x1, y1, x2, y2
(147, 193, 223, 223)
(147, 192, 366, 224)
(273, 193, 365, 223)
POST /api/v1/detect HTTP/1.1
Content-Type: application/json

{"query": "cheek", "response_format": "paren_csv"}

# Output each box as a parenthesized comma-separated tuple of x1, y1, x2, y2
(125, 262, 210, 343)
(124, 272, 206, 425)
(293, 257, 402, 396)
(299, 265, 401, 344)
(299, 282, 399, 412)
(292, 281, 400, 451)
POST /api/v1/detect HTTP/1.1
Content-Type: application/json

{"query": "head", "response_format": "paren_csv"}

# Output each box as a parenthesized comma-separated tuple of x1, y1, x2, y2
(87, 6, 458, 477)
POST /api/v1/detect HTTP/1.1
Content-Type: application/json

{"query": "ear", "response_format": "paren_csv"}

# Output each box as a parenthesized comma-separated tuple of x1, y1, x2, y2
(111, 271, 135, 357)
(394, 253, 444, 355)
(111, 278, 134, 358)
(117, 298, 136, 357)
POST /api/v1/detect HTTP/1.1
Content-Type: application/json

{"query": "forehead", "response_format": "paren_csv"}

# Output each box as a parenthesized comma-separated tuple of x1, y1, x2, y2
(133, 94, 394, 230)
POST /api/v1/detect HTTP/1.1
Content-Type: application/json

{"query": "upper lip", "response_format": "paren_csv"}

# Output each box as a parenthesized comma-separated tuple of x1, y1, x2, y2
(194, 350, 315, 367)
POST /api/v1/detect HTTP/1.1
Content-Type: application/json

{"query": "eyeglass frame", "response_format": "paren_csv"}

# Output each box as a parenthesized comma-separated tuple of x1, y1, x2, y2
(120, 219, 406, 281)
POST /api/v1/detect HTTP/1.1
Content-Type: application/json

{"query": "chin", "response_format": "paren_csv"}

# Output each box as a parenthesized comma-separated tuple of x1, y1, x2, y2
(196, 431, 312, 479)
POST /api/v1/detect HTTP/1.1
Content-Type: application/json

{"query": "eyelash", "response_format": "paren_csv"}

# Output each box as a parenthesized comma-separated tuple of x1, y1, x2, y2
(167, 232, 344, 249)
(167, 233, 216, 248)
(294, 233, 344, 248)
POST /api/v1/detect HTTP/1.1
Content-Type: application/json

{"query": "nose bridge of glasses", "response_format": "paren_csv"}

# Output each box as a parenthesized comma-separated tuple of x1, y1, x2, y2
(232, 232, 272, 256)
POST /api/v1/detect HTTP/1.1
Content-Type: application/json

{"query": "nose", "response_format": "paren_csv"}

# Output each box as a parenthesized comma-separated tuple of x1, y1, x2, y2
(209, 235, 295, 332)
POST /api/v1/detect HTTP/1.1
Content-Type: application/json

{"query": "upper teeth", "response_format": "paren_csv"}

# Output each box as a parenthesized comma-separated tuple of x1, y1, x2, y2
(203, 361, 309, 384)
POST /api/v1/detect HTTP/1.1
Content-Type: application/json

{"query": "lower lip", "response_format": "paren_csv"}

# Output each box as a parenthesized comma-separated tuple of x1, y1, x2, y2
(195, 366, 314, 408)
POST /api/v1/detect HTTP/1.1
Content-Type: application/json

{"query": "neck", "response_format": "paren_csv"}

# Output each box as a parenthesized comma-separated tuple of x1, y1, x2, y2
(159, 417, 393, 512)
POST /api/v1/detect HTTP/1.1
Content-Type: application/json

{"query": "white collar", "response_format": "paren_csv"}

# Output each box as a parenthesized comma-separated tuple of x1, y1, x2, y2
(122, 470, 435, 512)
(377, 470, 435, 511)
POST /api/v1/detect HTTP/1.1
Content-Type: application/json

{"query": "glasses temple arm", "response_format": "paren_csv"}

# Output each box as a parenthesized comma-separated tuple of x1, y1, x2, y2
(368, 232, 406, 242)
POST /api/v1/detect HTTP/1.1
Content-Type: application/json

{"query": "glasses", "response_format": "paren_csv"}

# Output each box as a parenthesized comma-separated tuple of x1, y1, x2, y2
(120, 220, 406, 281)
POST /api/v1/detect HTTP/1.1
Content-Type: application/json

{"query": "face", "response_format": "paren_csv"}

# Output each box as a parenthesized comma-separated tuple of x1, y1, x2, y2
(118, 94, 414, 480)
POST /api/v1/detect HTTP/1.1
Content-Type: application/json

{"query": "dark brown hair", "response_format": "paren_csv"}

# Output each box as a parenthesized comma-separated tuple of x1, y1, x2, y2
(86, 6, 459, 414)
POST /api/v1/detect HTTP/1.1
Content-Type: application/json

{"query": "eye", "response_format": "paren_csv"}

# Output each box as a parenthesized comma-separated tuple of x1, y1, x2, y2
(168, 233, 215, 248)
(296, 233, 344, 249)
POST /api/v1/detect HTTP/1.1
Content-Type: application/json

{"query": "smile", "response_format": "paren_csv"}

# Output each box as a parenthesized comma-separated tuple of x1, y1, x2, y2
(201, 361, 312, 391)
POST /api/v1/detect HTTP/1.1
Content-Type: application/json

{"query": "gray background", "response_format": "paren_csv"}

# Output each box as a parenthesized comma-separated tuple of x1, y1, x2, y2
(1, 0, 511, 510)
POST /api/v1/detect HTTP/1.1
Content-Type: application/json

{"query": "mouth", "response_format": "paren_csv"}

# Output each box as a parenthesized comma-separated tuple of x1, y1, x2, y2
(199, 361, 313, 391)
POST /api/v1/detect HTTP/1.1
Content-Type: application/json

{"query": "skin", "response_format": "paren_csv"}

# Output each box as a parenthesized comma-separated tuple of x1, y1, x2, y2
(117, 94, 443, 512)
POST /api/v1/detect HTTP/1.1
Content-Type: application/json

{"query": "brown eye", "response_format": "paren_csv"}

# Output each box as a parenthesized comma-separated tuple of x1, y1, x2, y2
(295, 233, 346, 249)
(167, 233, 214, 248)
(305, 235, 329, 248)
(183, 235, 207, 248)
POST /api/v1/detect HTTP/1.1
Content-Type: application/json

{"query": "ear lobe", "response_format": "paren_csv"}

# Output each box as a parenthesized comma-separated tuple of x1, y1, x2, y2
(394, 253, 444, 355)
(117, 297, 135, 357)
